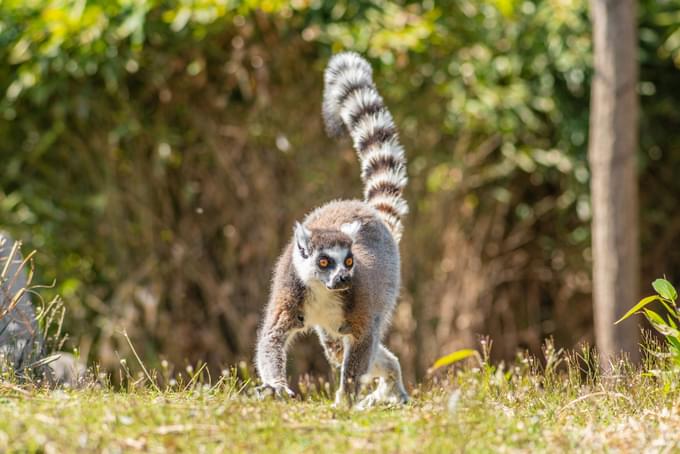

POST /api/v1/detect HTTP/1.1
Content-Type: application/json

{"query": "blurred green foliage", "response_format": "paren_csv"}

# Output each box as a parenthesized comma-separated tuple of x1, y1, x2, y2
(1, 0, 680, 377)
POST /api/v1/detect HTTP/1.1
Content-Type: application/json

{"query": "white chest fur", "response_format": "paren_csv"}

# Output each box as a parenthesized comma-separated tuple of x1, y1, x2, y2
(303, 282, 345, 336)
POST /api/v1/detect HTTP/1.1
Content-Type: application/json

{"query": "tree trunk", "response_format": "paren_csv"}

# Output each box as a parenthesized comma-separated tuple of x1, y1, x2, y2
(588, 0, 640, 365)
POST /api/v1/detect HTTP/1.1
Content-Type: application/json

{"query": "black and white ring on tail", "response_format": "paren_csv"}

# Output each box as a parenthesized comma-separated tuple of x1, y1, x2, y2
(255, 52, 409, 408)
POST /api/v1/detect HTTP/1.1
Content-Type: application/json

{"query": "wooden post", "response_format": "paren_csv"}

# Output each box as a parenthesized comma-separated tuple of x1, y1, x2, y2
(588, 0, 640, 365)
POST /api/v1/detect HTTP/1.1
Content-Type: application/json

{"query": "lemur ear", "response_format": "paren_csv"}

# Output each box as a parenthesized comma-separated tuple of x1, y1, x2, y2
(294, 222, 311, 257)
(340, 221, 362, 241)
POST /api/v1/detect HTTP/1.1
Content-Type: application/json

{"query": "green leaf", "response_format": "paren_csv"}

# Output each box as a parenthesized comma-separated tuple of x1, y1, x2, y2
(659, 299, 680, 320)
(644, 309, 680, 338)
(644, 308, 668, 326)
(666, 335, 680, 355)
(615, 295, 660, 324)
(429, 349, 478, 373)
(652, 278, 677, 301)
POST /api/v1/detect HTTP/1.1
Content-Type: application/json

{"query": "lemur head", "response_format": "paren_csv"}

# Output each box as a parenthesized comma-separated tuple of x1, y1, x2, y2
(292, 221, 361, 291)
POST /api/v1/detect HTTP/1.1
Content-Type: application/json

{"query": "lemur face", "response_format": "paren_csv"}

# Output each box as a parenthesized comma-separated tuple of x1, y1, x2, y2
(312, 245, 354, 290)
(293, 221, 361, 291)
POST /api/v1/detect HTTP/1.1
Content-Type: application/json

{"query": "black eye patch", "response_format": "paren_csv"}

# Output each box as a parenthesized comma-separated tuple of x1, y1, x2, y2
(344, 255, 354, 267)
(317, 255, 334, 269)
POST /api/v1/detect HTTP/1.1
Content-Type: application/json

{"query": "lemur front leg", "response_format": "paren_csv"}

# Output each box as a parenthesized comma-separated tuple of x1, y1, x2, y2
(255, 305, 304, 399)
(334, 331, 378, 407)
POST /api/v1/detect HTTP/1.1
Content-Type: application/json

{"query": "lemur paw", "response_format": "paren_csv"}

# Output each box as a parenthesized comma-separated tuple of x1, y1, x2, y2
(355, 396, 377, 411)
(356, 390, 409, 410)
(255, 383, 296, 400)
(332, 389, 351, 409)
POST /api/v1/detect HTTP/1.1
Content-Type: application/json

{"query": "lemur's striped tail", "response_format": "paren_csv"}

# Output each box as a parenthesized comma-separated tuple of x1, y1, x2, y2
(323, 52, 408, 243)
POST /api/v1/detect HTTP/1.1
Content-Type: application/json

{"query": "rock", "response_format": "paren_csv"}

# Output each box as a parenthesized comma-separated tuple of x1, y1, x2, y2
(47, 352, 87, 387)
(0, 232, 86, 387)
(0, 232, 44, 374)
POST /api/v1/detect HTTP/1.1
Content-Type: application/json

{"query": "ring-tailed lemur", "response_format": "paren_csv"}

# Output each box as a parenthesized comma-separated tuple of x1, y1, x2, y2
(255, 52, 409, 408)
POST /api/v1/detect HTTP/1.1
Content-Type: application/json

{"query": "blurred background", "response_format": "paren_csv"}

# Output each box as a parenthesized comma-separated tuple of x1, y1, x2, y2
(1, 0, 679, 384)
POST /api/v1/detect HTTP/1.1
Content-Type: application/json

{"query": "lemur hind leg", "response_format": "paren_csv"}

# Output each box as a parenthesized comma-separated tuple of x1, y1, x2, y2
(356, 344, 409, 410)
(334, 333, 378, 407)
(315, 327, 345, 369)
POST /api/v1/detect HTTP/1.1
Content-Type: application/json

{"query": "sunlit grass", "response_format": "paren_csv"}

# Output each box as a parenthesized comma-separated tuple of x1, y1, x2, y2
(2, 338, 680, 452)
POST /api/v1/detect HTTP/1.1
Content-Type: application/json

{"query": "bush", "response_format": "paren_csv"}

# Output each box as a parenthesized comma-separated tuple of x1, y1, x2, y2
(2, 1, 680, 380)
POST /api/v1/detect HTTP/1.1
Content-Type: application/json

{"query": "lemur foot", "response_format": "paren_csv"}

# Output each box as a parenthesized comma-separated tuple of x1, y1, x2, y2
(332, 388, 355, 409)
(331, 390, 345, 409)
(255, 383, 296, 400)
(355, 390, 408, 410)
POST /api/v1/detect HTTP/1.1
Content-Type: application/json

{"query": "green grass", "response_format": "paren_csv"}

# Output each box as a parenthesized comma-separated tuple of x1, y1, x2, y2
(3, 342, 680, 453)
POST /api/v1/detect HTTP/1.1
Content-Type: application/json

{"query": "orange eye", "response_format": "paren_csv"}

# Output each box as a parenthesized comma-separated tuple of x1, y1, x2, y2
(345, 257, 353, 267)
(318, 258, 329, 268)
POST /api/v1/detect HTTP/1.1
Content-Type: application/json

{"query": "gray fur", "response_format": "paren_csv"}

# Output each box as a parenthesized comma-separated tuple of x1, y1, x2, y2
(255, 53, 409, 408)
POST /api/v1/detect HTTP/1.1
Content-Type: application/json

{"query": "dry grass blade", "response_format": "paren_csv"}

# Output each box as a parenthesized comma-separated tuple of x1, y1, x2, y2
(0, 239, 20, 280)
(183, 362, 208, 392)
(557, 391, 635, 415)
(121, 329, 161, 393)
(0, 382, 30, 397)
(153, 424, 195, 435)
(25, 353, 62, 370)
(0, 242, 36, 320)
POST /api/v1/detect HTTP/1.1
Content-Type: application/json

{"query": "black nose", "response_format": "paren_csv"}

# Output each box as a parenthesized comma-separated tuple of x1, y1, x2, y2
(329, 274, 350, 290)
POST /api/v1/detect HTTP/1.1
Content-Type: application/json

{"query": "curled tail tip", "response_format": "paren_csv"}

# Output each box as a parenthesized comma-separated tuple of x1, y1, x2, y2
(325, 52, 373, 81)
(322, 52, 375, 138)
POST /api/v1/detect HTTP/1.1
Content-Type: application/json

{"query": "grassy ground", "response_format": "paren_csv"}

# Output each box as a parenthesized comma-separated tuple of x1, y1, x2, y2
(2, 343, 680, 453)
